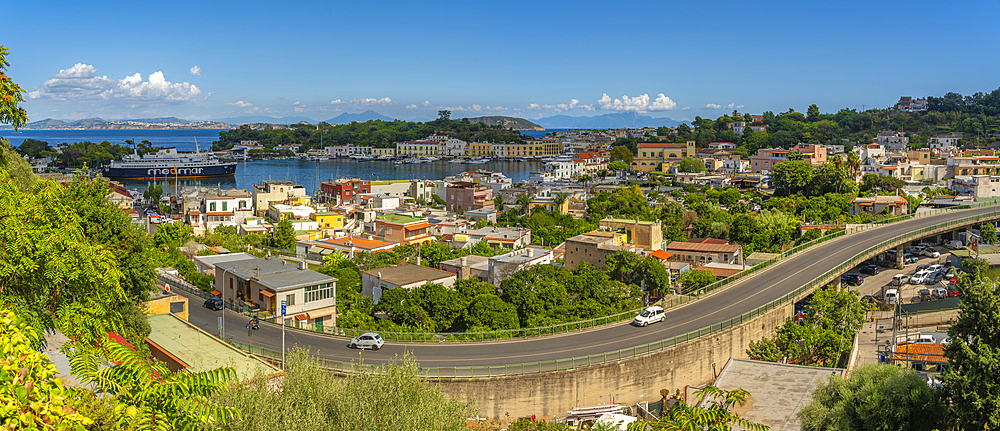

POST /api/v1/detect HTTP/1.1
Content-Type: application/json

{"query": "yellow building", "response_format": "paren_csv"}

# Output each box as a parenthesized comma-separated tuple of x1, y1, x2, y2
(145, 292, 189, 321)
(529, 196, 570, 215)
(289, 195, 312, 206)
(632, 141, 697, 172)
(310, 211, 345, 229)
(397, 141, 442, 156)
(527, 139, 562, 156)
(372, 147, 396, 157)
(466, 142, 493, 157)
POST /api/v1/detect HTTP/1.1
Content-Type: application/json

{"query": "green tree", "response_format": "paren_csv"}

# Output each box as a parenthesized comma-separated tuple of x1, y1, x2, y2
(678, 270, 716, 293)
(981, 222, 997, 245)
(494, 194, 505, 212)
(761, 288, 869, 366)
(943, 270, 1000, 429)
(144, 184, 163, 204)
(610, 146, 634, 164)
(0, 45, 28, 130)
(746, 338, 782, 362)
(274, 218, 296, 250)
(1, 138, 38, 192)
(459, 294, 520, 331)
(677, 157, 705, 173)
(218, 349, 475, 431)
(69, 337, 240, 430)
(646, 386, 768, 431)
(0, 307, 94, 430)
(799, 364, 947, 431)
(437, 110, 451, 121)
(771, 160, 813, 196)
(608, 160, 630, 171)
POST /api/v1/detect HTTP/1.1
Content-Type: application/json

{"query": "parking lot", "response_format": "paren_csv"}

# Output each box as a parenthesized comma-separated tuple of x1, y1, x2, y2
(843, 243, 960, 305)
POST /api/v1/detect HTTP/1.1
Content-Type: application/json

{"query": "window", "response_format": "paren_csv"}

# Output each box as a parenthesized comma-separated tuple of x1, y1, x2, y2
(285, 294, 295, 306)
(387, 227, 392, 235)
(222, 202, 227, 211)
(210, 202, 216, 211)
(239, 200, 246, 208)
(305, 282, 334, 302)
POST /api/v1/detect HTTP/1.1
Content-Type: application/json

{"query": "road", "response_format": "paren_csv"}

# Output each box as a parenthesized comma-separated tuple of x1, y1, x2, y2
(176, 205, 1000, 369)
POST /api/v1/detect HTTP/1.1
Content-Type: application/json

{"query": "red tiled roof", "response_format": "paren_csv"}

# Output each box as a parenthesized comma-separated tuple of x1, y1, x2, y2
(686, 238, 729, 244)
(650, 250, 673, 261)
(665, 241, 741, 253)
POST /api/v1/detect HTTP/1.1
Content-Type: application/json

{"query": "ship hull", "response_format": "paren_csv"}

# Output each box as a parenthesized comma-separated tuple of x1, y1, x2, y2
(102, 162, 237, 180)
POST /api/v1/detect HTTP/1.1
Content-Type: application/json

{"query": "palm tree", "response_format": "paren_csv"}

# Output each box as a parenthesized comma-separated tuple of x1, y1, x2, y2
(494, 195, 505, 212)
(635, 386, 769, 431)
(847, 151, 861, 180)
(70, 338, 241, 430)
(552, 192, 570, 214)
(515, 193, 533, 216)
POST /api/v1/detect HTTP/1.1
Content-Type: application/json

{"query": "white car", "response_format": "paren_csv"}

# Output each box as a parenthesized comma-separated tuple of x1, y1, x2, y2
(910, 270, 932, 284)
(926, 264, 944, 274)
(919, 246, 941, 258)
(633, 306, 665, 327)
(349, 332, 384, 350)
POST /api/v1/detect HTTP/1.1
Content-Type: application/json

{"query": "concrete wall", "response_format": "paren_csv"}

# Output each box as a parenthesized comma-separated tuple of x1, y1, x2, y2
(431, 301, 792, 420)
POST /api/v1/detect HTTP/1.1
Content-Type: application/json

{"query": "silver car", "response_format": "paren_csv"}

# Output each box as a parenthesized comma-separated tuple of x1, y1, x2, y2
(349, 332, 384, 350)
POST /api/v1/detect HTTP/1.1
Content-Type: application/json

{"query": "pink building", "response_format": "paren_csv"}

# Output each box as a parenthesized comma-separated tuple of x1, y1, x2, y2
(750, 144, 827, 173)
(446, 182, 495, 212)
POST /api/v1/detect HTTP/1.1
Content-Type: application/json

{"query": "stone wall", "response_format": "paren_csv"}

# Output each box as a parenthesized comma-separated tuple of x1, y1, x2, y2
(432, 301, 792, 419)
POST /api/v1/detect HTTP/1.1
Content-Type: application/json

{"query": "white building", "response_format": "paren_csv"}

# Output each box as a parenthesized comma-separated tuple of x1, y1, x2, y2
(929, 133, 963, 152)
(203, 189, 254, 232)
(543, 160, 583, 180)
(445, 139, 468, 157)
(875, 131, 909, 150)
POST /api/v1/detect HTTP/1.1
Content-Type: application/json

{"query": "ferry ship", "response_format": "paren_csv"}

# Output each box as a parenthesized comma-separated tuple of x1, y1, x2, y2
(101, 147, 237, 180)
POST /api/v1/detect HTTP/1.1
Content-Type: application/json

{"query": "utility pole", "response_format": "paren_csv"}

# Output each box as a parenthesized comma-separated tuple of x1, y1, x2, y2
(281, 299, 287, 368)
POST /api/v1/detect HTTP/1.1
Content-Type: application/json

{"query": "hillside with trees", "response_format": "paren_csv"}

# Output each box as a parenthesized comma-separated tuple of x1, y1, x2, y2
(640, 87, 1000, 154)
(212, 112, 527, 152)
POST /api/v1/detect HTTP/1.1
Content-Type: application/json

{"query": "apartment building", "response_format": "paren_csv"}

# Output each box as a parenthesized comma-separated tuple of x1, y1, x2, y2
(215, 256, 337, 327)
(632, 141, 697, 172)
(317, 179, 371, 204)
(446, 182, 494, 212)
(663, 238, 743, 266)
(252, 180, 308, 215)
(372, 214, 432, 245)
(202, 189, 253, 232)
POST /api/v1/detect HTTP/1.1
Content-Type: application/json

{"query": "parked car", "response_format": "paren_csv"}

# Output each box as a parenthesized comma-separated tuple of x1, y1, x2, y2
(884, 289, 900, 305)
(892, 274, 909, 286)
(349, 332, 384, 350)
(919, 246, 941, 258)
(927, 264, 944, 274)
(841, 273, 864, 286)
(916, 334, 937, 344)
(910, 270, 932, 284)
(859, 265, 880, 275)
(203, 297, 224, 311)
(933, 287, 950, 299)
(914, 264, 930, 273)
(633, 306, 665, 327)
(919, 289, 933, 301)
(903, 253, 919, 264)
(946, 240, 964, 250)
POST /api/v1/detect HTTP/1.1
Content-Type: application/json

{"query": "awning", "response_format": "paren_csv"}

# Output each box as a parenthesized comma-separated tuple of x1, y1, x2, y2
(294, 313, 308, 321)
(305, 306, 337, 319)
(404, 222, 431, 230)
(259, 290, 276, 298)
(308, 246, 323, 253)
(320, 248, 334, 255)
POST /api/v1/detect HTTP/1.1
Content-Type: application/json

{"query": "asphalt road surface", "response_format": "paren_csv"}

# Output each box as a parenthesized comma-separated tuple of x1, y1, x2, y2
(176, 205, 1000, 370)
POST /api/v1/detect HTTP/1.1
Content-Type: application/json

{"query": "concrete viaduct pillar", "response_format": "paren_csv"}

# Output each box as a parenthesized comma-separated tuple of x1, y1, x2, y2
(896, 244, 905, 269)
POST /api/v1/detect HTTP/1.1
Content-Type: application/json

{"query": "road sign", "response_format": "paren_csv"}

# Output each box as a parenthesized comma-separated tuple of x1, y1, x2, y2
(281, 300, 287, 317)
(217, 316, 223, 331)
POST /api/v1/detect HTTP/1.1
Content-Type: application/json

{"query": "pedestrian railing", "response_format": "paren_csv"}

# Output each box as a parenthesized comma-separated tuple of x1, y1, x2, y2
(223, 206, 1000, 377)
(211, 201, 996, 343)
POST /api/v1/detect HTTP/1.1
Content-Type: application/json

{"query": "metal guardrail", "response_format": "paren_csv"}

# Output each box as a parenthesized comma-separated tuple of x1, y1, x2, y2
(223, 206, 1000, 377)
(205, 202, 991, 343)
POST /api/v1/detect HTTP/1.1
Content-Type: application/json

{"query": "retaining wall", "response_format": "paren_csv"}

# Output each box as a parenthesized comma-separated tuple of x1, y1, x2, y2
(431, 301, 793, 419)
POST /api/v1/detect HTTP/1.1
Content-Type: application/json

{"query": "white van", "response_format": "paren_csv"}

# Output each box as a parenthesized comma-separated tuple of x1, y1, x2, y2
(946, 240, 964, 250)
(916, 334, 937, 344)
(884, 289, 899, 305)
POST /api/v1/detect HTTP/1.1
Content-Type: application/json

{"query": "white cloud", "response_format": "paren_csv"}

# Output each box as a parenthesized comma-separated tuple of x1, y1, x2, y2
(351, 97, 393, 105)
(227, 100, 253, 107)
(405, 104, 418, 109)
(422, 100, 431, 106)
(598, 93, 677, 112)
(189, 65, 201, 76)
(28, 63, 201, 103)
(441, 105, 507, 112)
(293, 101, 300, 105)
(705, 103, 744, 110)
(330, 99, 344, 104)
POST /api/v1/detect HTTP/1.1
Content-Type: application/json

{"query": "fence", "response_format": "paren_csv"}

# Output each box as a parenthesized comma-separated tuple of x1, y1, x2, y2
(201, 201, 996, 343)
(222, 206, 1000, 377)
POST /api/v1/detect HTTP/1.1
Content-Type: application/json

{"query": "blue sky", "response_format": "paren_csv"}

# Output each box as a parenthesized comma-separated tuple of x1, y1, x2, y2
(6, 0, 1000, 123)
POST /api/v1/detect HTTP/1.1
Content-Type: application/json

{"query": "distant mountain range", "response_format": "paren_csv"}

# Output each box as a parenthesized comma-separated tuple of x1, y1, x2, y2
(534, 112, 685, 129)
(460, 116, 544, 131)
(325, 110, 396, 124)
(212, 115, 316, 124)
(25, 117, 229, 130)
